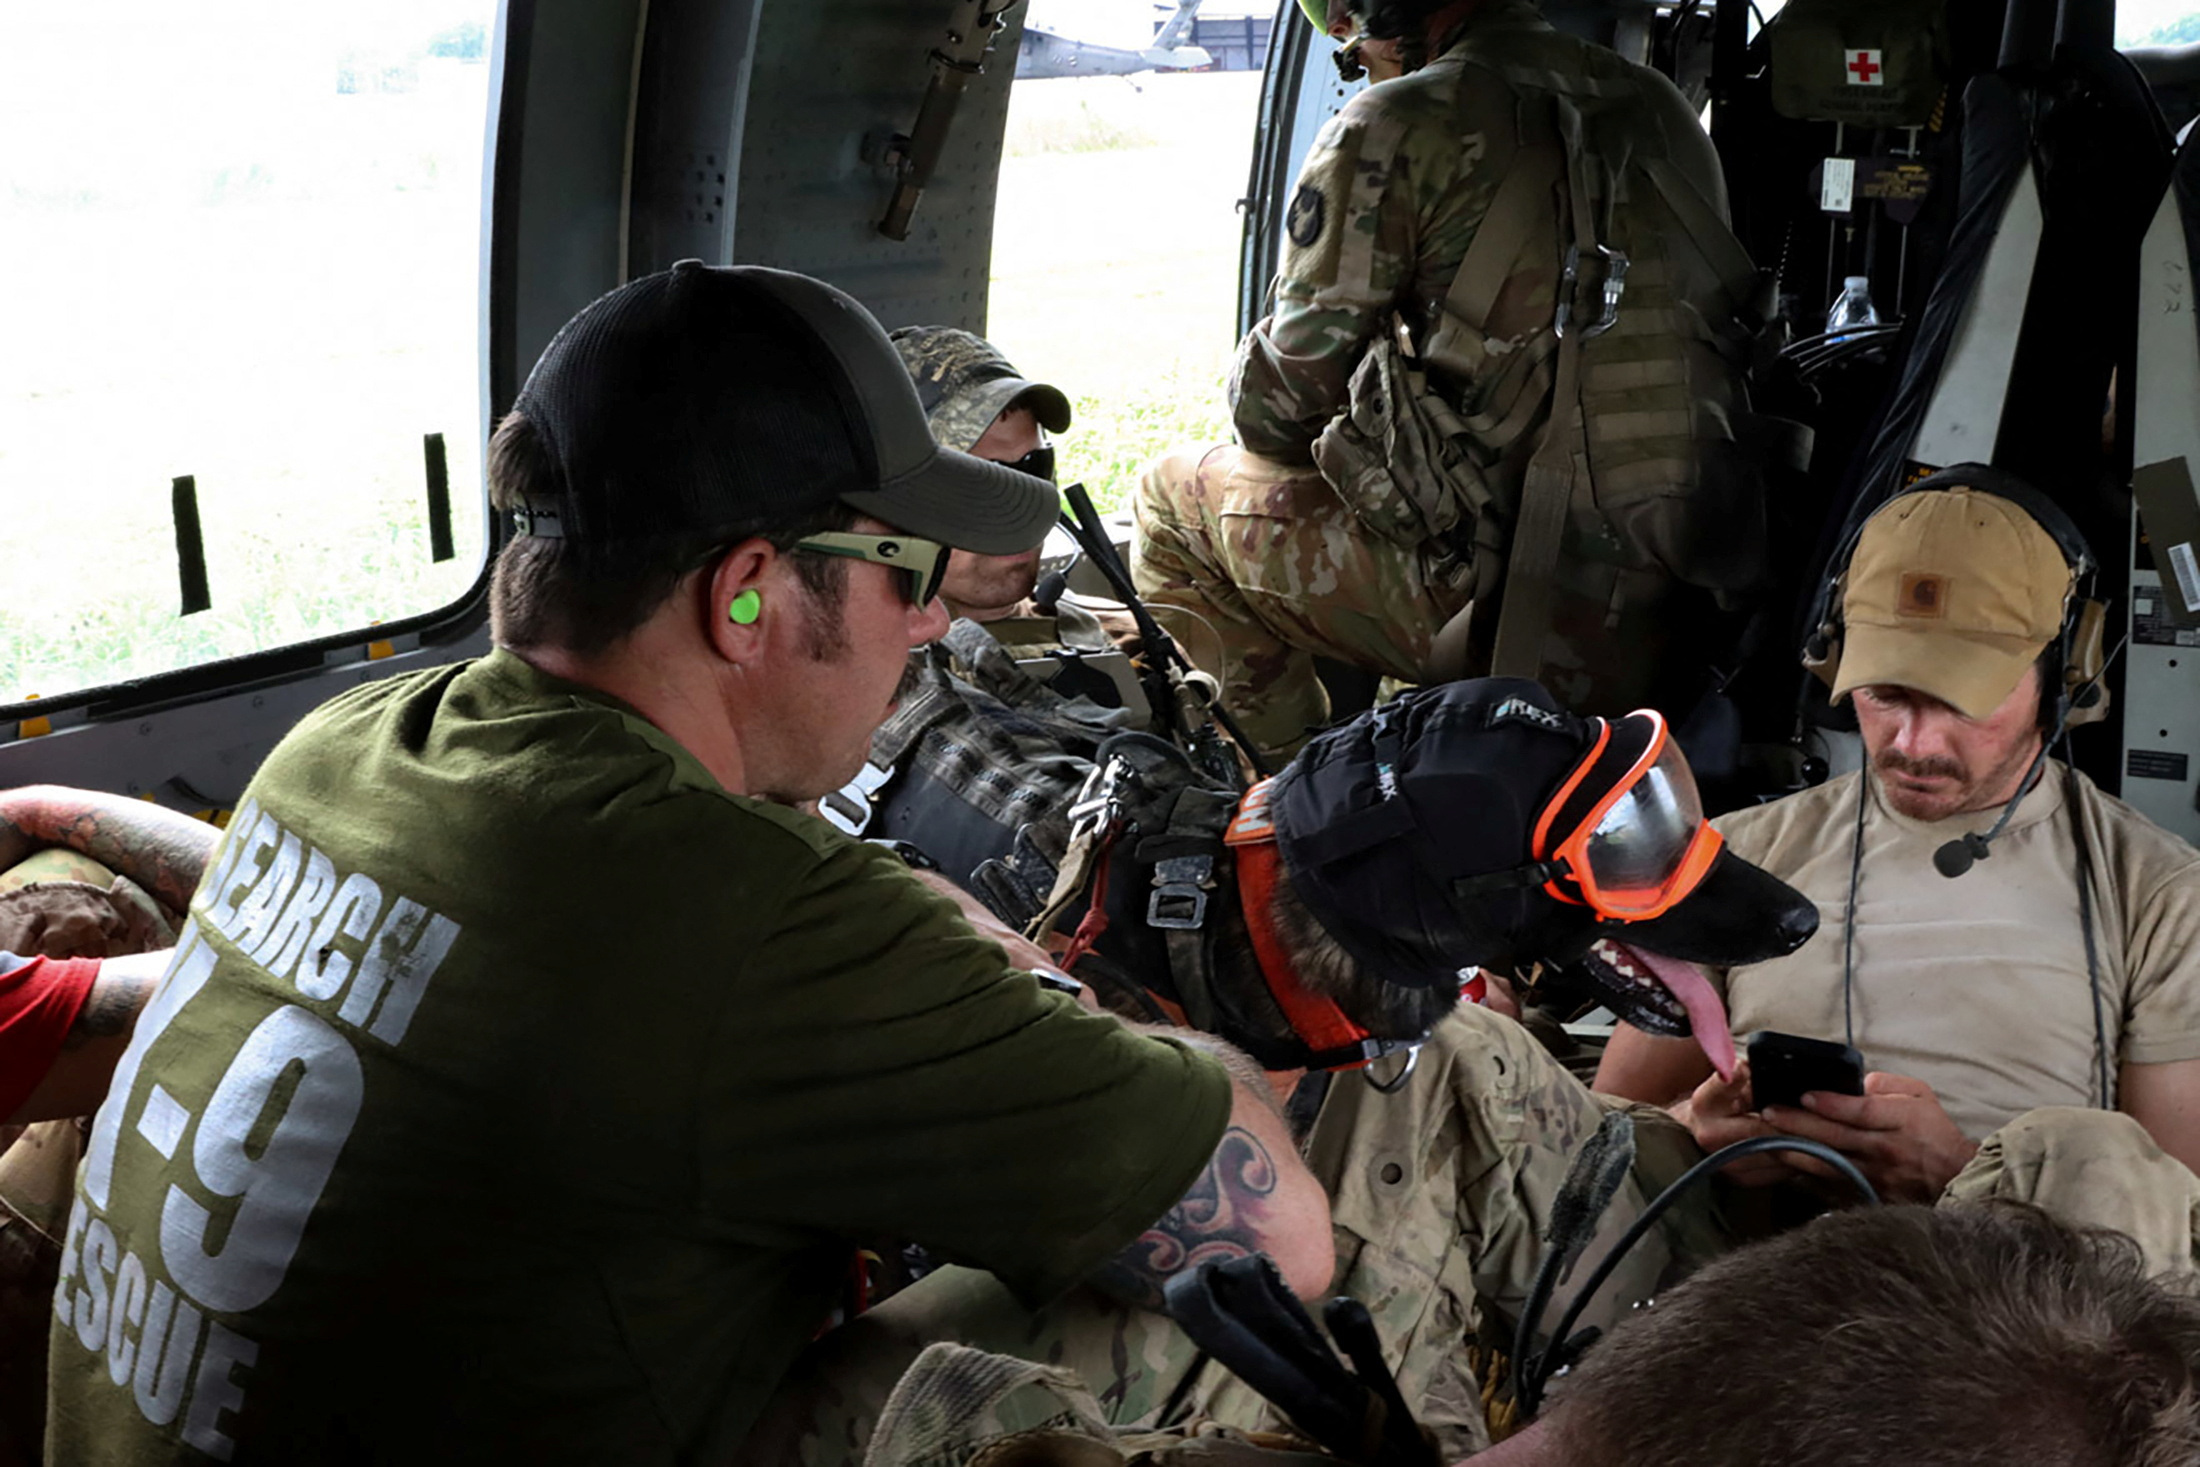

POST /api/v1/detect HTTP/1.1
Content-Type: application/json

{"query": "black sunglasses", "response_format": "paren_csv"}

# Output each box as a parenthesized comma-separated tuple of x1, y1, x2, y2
(1001, 445, 1055, 483)
(794, 531, 951, 607)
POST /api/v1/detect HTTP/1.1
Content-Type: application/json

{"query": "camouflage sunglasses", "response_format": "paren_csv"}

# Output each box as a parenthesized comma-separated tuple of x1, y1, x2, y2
(794, 530, 950, 606)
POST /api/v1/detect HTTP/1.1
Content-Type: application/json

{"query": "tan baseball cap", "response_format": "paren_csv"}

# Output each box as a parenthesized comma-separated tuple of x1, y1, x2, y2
(1829, 486, 2071, 720)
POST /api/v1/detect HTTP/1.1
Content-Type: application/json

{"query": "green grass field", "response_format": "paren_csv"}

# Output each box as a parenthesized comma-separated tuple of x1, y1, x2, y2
(1, 64, 1259, 704)
(986, 71, 1263, 513)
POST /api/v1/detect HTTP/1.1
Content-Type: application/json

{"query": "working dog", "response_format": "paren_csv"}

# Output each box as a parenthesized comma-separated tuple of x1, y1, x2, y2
(738, 676, 1821, 1466)
(1017, 676, 1817, 1086)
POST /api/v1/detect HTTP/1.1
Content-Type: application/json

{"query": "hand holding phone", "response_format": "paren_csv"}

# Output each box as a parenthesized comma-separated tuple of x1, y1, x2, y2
(1745, 1030, 1865, 1112)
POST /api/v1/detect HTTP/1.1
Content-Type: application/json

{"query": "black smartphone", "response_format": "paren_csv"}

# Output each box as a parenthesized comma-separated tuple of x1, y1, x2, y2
(1745, 1030, 1865, 1112)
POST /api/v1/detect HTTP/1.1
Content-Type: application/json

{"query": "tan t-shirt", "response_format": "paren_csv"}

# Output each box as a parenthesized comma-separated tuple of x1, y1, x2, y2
(1710, 764, 2200, 1142)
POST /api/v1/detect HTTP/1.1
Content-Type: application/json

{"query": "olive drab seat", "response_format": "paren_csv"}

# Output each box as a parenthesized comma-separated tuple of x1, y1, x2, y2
(1313, 32, 1808, 714)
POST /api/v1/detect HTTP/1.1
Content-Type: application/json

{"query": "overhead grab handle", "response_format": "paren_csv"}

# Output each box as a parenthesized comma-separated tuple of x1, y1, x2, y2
(422, 432, 455, 564)
(172, 475, 211, 617)
(877, 0, 1015, 241)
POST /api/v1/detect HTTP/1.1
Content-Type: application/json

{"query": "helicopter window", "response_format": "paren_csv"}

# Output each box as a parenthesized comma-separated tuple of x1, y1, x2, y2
(2121, 1, 2200, 45)
(986, 11, 1267, 512)
(0, 1, 497, 705)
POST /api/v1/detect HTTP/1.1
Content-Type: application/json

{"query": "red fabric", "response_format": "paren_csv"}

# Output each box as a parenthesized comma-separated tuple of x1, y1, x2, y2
(1223, 780, 1377, 1066)
(0, 955, 100, 1120)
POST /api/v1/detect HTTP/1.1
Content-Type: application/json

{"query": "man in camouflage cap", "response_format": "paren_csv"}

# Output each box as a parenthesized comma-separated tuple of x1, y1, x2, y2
(891, 326, 1073, 624)
(815, 328, 1128, 873)
(1133, 0, 1745, 763)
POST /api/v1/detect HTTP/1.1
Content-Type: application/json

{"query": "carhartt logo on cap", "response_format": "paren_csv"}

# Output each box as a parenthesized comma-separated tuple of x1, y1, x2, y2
(1488, 696, 1566, 732)
(1897, 572, 1948, 618)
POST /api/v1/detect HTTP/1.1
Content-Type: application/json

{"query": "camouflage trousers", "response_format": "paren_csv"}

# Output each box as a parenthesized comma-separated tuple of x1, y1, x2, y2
(1942, 1106, 2200, 1279)
(1131, 444, 1472, 764)
(740, 1005, 1713, 1467)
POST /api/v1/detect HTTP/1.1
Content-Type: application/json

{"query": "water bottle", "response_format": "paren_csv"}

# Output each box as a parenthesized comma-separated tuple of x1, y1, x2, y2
(1825, 275, 1880, 342)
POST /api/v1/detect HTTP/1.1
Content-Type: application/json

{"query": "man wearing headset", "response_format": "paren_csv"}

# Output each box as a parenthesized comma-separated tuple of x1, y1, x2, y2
(1598, 468, 2200, 1272)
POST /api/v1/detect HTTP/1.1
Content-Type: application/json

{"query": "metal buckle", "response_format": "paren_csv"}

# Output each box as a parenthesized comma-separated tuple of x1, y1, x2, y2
(1147, 854, 1214, 930)
(1067, 756, 1131, 845)
(1554, 244, 1629, 340)
(1363, 1043, 1422, 1094)
(1581, 245, 1630, 339)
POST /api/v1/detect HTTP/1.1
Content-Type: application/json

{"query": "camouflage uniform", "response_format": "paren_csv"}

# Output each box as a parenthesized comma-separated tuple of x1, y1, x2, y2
(1133, 444, 1473, 762)
(1135, 0, 1735, 759)
(740, 1003, 1715, 1466)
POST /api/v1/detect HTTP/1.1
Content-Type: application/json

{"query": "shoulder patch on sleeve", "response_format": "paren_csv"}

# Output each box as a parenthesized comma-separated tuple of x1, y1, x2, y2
(1286, 183, 1326, 247)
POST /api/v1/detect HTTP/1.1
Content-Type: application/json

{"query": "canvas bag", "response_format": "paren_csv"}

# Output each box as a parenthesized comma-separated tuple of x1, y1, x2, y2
(1766, 0, 1949, 130)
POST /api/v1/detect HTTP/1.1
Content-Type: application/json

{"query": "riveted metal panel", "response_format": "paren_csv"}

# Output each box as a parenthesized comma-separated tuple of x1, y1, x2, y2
(733, 1, 1025, 330)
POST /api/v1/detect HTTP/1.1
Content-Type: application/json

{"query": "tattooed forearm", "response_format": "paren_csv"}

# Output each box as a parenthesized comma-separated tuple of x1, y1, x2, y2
(60, 970, 156, 1051)
(1091, 1125, 1283, 1310)
(0, 785, 219, 915)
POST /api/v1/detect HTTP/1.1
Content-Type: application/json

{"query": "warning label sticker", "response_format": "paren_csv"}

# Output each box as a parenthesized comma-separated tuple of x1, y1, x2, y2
(2127, 749, 2191, 783)
(2133, 588, 2200, 647)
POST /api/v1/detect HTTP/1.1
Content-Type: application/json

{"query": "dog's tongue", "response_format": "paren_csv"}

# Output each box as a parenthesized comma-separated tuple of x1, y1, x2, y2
(1618, 941, 1736, 1081)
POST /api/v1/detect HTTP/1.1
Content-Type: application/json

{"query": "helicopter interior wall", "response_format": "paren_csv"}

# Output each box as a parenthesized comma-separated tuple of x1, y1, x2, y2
(0, 0, 1022, 809)
(7, 0, 2200, 848)
(731, 2, 1023, 329)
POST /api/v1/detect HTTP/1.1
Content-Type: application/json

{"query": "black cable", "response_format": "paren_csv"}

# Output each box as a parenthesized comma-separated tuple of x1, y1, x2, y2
(1514, 1135, 1878, 1420)
(2061, 752, 2111, 1109)
(1841, 766, 1868, 1047)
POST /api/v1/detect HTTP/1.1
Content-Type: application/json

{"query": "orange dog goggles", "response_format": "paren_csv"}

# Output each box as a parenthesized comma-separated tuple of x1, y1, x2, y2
(1529, 709, 1723, 922)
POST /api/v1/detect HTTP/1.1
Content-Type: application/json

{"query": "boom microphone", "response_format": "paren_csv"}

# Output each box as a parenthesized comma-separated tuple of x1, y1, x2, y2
(1933, 833, 1991, 878)
(1930, 739, 2055, 878)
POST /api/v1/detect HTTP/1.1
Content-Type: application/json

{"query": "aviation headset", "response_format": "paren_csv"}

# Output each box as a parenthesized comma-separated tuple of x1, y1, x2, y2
(1803, 463, 2116, 1106)
(1801, 462, 2110, 731)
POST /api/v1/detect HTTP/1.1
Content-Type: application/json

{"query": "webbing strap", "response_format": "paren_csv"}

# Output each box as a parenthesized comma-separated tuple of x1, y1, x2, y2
(1640, 155, 1764, 315)
(1025, 820, 1108, 945)
(1457, 333, 1560, 448)
(1490, 95, 1603, 682)
(1430, 134, 1563, 349)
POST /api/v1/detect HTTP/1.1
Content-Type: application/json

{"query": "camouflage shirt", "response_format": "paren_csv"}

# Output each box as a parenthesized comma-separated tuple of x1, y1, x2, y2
(1229, 0, 1710, 462)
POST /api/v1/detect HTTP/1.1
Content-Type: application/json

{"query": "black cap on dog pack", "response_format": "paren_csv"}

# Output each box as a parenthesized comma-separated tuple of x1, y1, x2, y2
(1269, 678, 1812, 986)
(507, 261, 1057, 553)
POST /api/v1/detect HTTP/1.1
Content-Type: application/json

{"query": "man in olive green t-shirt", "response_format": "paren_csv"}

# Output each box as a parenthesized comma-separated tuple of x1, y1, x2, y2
(45, 264, 1332, 1465)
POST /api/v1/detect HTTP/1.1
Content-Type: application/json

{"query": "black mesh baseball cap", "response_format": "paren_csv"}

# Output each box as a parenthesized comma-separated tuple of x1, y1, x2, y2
(1270, 678, 1813, 986)
(507, 261, 1058, 553)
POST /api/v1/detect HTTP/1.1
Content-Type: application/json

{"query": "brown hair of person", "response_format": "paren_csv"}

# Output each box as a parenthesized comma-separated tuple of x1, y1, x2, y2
(485, 410, 853, 658)
(1547, 1201, 2200, 1467)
